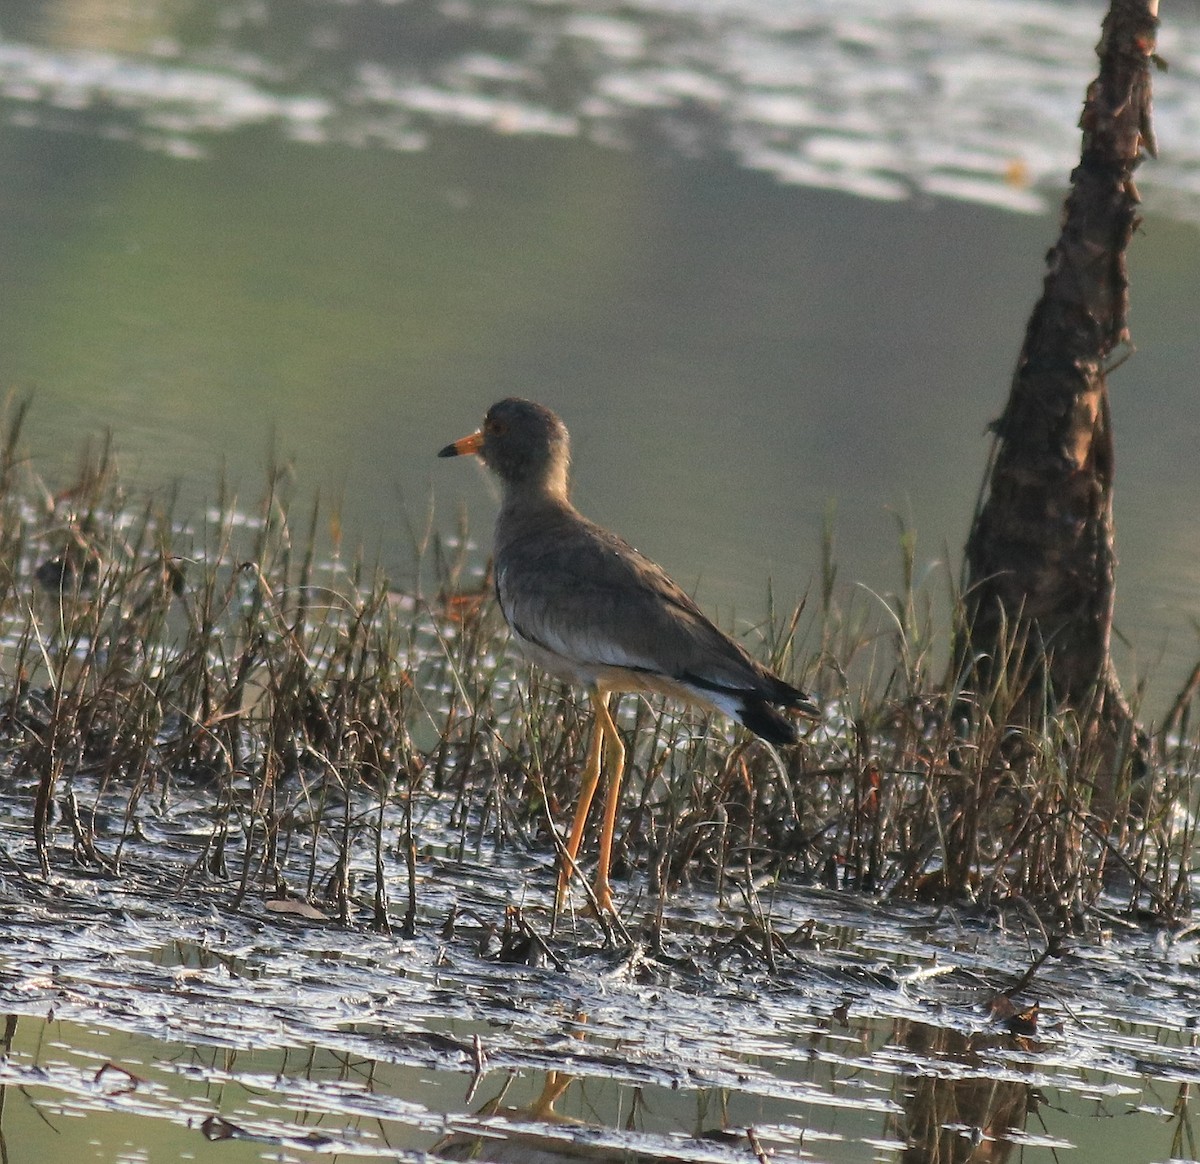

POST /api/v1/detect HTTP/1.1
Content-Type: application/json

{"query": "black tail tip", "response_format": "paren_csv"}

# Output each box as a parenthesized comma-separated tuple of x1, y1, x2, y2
(739, 687, 821, 745)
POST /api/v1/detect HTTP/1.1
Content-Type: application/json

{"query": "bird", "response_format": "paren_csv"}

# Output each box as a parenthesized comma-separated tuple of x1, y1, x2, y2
(438, 398, 818, 916)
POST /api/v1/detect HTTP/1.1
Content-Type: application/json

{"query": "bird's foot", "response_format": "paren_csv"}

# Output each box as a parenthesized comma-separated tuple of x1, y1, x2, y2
(553, 876, 618, 919)
(554, 865, 576, 915)
(590, 878, 617, 920)
(553, 863, 625, 939)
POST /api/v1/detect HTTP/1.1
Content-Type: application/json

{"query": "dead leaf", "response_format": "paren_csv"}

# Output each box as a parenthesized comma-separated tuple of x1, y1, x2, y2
(265, 898, 328, 921)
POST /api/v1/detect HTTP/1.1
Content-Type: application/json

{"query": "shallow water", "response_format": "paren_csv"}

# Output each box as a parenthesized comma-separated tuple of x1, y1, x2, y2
(1, 1, 1200, 716)
(1, 773, 1198, 1163)
(3, 4, 1200, 1160)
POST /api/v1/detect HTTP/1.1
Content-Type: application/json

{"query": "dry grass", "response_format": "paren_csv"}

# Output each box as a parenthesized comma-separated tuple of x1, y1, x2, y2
(0, 399, 1194, 932)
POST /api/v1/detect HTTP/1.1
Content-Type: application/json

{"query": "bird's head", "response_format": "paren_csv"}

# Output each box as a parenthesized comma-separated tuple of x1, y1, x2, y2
(439, 398, 571, 499)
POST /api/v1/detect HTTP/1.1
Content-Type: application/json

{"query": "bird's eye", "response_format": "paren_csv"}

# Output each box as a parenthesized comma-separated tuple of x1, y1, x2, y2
(486, 418, 505, 435)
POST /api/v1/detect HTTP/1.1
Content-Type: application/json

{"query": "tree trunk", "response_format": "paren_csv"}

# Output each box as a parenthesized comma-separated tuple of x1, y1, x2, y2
(961, 0, 1158, 758)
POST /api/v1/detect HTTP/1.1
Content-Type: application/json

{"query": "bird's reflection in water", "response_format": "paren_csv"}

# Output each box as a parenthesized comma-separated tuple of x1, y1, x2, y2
(434, 1071, 604, 1164)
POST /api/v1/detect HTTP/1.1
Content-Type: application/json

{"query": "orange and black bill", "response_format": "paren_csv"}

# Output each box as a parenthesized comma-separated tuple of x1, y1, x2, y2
(437, 429, 484, 458)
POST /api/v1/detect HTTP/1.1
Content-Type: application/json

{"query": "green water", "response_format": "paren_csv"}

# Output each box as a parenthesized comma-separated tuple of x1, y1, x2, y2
(3, 2, 1200, 1160)
(6, 113, 1200, 712)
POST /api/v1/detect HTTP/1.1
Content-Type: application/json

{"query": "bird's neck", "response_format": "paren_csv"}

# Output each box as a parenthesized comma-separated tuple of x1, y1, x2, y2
(500, 470, 571, 511)
(497, 478, 576, 532)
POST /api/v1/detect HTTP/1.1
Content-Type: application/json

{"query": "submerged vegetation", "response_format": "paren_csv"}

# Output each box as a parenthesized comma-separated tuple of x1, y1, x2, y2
(0, 398, 1194, 938)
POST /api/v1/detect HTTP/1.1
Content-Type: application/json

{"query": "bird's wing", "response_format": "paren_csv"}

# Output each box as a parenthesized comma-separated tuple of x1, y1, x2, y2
(495, 515, 774, 695)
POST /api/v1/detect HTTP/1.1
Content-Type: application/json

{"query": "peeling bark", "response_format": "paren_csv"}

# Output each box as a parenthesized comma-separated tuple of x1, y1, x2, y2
(961, 0, 1158, 756)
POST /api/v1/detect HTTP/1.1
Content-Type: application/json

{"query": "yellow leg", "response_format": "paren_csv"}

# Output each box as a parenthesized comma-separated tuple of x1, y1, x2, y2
(556, 692, 607, 907)
(528, 1071, 575, 1120)
(591, 692, 626, 916)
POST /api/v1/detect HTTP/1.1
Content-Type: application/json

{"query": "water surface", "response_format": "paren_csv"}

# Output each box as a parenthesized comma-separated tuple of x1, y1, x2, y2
(1, 777, 1197, 1163)
(2, 0, 1200, 712)
(3, 6, 1200, 1156)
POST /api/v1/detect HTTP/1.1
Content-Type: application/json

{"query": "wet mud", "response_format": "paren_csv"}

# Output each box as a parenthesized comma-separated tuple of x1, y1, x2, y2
(0, 777, 1197, 1163)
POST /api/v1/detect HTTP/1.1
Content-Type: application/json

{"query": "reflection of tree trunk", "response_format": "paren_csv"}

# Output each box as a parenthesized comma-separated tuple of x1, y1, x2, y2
(893, 1021, 1030, 1164)
(961, 0, 1158, 767)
